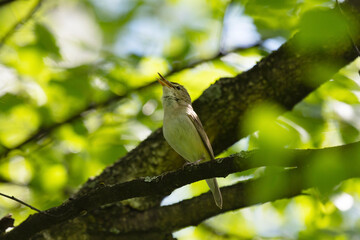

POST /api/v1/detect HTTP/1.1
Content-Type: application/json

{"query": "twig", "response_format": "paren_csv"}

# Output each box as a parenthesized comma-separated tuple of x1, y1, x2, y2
(0, 192, 42, 213)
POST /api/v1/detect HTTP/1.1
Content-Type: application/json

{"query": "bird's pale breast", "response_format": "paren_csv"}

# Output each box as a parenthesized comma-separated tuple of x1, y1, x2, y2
(163, 113, 208, 162)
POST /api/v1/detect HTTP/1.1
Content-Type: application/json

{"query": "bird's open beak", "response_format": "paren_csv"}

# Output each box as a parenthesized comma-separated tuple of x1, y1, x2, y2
(157, 73, 173, 88)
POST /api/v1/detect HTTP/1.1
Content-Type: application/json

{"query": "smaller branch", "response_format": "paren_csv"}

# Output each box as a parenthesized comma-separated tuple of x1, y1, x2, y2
(0, 193, 42, 213)
(168, 42, 262, 76)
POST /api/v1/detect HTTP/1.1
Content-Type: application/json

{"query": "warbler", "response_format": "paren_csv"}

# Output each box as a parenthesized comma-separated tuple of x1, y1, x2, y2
(157, 73, 223, 209)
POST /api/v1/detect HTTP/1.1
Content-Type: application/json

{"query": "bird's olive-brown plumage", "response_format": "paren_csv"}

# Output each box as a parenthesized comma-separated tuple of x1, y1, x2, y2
(157, 73, 223, 209)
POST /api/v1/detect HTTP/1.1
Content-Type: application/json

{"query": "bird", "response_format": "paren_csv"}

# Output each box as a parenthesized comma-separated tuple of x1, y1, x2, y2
(157, 73, 223, 209)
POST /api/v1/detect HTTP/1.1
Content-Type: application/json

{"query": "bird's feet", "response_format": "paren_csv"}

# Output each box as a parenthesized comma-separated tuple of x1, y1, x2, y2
(182, 161, 192, 169)
(182, 158, 204, 169)
(193, 158, 204, 165)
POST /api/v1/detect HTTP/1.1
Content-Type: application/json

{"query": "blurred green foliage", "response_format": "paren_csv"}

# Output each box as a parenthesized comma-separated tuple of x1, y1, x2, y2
(0, 0, 360, 239)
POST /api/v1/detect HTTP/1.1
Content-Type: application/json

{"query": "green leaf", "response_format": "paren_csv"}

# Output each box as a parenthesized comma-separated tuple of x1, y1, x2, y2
(296, 8, 348, 49)
(34, 23, 61, 59)
(0, 93, 25, 112)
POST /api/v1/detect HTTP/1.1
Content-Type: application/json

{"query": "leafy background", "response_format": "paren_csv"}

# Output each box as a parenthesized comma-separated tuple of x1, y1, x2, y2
(0, 0, 360, 238)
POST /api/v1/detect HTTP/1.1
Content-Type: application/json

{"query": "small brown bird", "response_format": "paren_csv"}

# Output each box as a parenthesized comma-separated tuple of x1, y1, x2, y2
(157, 73, 223, 209)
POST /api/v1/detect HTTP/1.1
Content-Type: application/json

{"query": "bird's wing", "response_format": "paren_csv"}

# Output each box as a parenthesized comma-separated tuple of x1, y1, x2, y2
(186, 109, 215, 160)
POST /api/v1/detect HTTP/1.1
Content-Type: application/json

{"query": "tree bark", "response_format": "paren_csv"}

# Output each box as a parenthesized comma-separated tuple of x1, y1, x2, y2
(4, 1, 360, 239)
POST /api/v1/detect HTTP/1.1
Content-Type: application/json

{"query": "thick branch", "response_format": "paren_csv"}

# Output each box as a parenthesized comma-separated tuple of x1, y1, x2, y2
(3, 141, 360, 240)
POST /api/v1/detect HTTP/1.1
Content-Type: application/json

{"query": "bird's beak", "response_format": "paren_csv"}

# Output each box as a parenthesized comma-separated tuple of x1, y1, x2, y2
(157, 73, 173, 88)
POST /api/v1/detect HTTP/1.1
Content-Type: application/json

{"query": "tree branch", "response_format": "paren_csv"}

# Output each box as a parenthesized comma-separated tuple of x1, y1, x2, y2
(3, 141, 360, 240)
(0, 193, 42, 213)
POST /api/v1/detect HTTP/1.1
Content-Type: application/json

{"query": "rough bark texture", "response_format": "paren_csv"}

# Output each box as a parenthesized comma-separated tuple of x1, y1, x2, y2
(4, 1, 360, 239)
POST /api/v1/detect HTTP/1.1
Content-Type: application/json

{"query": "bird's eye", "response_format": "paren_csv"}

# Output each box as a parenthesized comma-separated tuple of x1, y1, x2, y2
(176, 86, 181, 90)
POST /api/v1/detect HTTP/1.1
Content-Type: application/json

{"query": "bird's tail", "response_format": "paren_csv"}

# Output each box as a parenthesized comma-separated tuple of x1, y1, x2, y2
(206, 178, 223, 209)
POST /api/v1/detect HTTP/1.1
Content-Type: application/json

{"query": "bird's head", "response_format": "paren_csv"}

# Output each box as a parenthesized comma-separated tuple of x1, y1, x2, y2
(157, 73, 191, 106)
